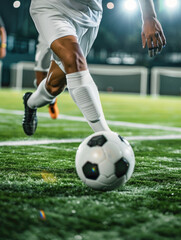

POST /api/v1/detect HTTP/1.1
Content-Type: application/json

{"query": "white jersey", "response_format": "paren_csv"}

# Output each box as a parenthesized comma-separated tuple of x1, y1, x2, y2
(62, 0, 102, 11)
(31, 0, 102, 27)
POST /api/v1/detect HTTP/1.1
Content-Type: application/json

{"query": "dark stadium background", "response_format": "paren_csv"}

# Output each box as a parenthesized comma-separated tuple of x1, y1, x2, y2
(0, 0, 181, 87)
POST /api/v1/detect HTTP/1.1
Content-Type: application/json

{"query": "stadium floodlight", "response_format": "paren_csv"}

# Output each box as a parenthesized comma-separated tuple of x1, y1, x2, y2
(165, 0, 178, 9)
(123, 0, 138, 12)
(107, 2, 114, 10)
(13, 1, 21, 8)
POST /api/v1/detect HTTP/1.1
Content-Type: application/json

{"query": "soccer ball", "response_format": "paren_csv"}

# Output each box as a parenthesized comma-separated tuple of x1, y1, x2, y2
(75, 131, 135, 191)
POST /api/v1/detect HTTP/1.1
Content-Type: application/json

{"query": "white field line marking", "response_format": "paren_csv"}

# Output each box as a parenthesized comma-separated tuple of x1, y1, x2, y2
(0, 108, 181, 133)
(127, 135, 181, 141)
(0, 135, 181, 146)
(0, 138, 82, 146)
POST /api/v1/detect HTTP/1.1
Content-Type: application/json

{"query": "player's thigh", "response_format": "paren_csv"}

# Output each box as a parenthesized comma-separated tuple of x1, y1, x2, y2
(50, 26, 98, 72)
(51, 35, 86, 66)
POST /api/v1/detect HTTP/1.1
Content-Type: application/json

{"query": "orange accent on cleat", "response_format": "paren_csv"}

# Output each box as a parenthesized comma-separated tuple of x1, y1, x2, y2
(48, 98, 59, 119)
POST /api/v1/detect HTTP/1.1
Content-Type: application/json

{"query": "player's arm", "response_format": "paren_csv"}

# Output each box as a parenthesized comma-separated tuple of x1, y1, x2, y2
(138, 0, 166, 57)
(0, 25, 7, 59)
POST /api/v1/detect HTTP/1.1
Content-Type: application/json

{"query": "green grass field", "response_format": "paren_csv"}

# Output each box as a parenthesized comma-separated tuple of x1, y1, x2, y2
(0, 89, 181, 240)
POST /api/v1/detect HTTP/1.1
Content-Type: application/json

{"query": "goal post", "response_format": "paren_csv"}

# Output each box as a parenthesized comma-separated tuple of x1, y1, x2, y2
(10, 61, 35, 89)
(89, 64, 148, 95)
(151, 67, 181, 96)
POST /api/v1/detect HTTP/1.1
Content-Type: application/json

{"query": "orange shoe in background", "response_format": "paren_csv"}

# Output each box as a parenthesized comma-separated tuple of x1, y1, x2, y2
(48, 98, 59, 119)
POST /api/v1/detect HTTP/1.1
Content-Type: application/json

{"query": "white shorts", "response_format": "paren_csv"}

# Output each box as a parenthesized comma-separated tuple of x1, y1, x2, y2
(34, 35, 51, 72)
(30, 0, 100, 71)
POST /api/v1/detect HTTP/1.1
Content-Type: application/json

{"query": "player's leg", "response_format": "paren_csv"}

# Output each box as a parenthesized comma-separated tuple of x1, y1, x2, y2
(78, 27, 111, 132)
(22, 60, 66, 136)
(35, 69, 60, 120)
(28, 60, 66, 108)
(23, 4, 109, 135)
(51, 35, 110, 132)
(23, 35, 110, 135)
(35, 71, 47, 87)
(34, 37, 51, 87)
(35, 38, 59, 119)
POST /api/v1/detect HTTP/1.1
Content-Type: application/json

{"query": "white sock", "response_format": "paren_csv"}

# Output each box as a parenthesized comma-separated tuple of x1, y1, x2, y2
(50, 99, 56, 105)
(66, 70, 110, 132)
(33, 79, 56, 105)
(33, 79, 37, 88)
(28, 79, 56, 109)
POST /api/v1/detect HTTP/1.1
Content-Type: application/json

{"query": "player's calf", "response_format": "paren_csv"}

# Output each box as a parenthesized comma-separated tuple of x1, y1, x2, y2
(67, 70, 110, 132)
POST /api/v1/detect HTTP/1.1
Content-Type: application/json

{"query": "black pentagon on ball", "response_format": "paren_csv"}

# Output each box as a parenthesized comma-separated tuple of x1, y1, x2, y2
(87, 135, 107, 147)
(82, 162, 100, 180)
(115, 157, 129, 178)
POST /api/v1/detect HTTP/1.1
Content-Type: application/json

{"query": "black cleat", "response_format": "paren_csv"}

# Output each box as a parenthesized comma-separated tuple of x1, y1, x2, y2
(22, 92, 38, 136)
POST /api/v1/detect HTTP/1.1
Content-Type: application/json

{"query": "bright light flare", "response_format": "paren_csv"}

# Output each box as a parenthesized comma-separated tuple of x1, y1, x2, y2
(124, 0, 138, 12)
(107, 2, 114, 10)
(13, 1, 21, 8)
(165, 0, 178, 9)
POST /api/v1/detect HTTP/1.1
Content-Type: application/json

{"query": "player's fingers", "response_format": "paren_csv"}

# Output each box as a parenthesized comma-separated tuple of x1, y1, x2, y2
(160, 31, 166, 47)
(153, 32, 163, 55)
(157, 34, 163, 53)
(152, 33, 159, 48)
(141, 32, 146, 48)
(147, 37, 154, 57)
(146, 37, 153, 49)
(152, 33, 159, 56)
(155, 22, 166, 47)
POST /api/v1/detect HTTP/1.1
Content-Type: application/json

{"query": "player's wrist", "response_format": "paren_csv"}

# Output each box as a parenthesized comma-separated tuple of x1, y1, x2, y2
(1, 42, 7, 48)
(142, 15, 157, 23)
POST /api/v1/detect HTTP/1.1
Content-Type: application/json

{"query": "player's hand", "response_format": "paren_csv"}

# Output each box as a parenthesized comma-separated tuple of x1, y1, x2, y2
(141, 17, 166, 57)
(0, 47, 6, 58)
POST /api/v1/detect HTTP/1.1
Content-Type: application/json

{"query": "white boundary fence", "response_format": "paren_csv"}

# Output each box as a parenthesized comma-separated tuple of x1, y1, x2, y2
(9, 62, 148, 95)
(6, 61, 181, 96)
(151, 67, 181, 96)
